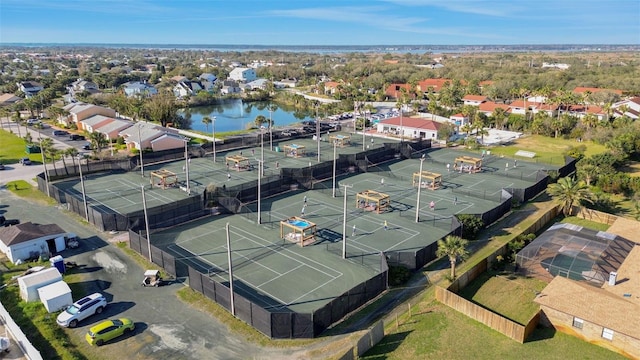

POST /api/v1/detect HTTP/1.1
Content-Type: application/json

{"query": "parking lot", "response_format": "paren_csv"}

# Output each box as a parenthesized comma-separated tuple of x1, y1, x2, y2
(0, 189, 313, 360)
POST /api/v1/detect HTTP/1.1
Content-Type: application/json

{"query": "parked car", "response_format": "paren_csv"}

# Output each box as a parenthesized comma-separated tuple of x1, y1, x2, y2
(0, 163, 5, 170)
(53, 130, 69, 136)
(56, 293, 107, 328)
(85, 318, 135, 346)
(82, 143, 93, 150)
(19, 157, 32, 166)
(69, 134, 85, 141)
(281, 130, 293, 137)
(26, 118, 41, 126)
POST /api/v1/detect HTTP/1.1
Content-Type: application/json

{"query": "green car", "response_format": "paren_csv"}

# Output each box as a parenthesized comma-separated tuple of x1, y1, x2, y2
(85, 318, 134, 346)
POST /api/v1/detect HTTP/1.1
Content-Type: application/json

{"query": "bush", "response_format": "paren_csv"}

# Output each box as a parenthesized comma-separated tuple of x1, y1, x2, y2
(456, 214, 484, 240)
(388, 266, 411, 286)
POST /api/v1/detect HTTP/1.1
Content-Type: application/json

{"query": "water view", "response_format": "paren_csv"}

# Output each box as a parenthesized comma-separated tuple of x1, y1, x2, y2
(181, 100, 314, 134)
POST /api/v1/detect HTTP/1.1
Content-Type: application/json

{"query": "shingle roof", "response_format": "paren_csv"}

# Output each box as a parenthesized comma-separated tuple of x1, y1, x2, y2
(379, 117, 442, 131)
(0, 222, 66, 246)
(535, 276, 640, 339)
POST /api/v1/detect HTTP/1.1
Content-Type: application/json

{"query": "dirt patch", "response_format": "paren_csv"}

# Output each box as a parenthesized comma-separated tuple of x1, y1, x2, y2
(621, 161, 640, 177)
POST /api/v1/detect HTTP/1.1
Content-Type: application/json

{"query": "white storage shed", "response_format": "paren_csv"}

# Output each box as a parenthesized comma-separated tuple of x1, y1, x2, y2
(38, 281, 73, 313)
(18, 267, 62, 302)
(0, 222, 69, 264)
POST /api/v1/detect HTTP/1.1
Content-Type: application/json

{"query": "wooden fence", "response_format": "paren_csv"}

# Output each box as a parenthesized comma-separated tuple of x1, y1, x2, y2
(437, 203, 560, 342)
(575, 207, 619, 225)
(435, 286, 537, 343)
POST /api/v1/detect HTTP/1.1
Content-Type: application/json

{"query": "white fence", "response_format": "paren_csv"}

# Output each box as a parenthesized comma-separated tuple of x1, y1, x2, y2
(0, 302, 43, 360)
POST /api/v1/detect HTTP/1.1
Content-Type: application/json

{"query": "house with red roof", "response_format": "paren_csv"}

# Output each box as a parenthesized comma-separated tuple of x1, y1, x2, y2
(376, 116, 442, 141)
(449, 113, 469, 127)
(384, 84, 413, 99)
(323, 81, 340, 95)
(462, 95, 488, 106)
(416, 78, 453, 94)
(478, 101, 511, 116)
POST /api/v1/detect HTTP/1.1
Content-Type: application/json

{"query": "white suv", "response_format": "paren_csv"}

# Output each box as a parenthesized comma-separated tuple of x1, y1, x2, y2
(56, 293, 107, 328)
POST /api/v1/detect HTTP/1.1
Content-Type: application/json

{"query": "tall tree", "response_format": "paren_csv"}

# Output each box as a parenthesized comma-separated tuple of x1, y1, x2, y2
(547, 176, 593, 216)
(89, 132, 108, 153)
(436, 235, 469, 279)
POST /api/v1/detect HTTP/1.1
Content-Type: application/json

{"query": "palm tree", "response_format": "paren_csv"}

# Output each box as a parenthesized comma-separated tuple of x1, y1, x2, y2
(254, 115, 267, 129)
(65, 147, 79, 169)
(89, 132, 108, 153)
(436, 235, 469, 279)
(546, 176, 593, 216)
(201, 116, 212, 133)
(11, 110, 22, 137)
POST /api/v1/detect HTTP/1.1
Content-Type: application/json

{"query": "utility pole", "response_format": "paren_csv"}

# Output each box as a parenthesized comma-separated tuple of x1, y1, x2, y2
(332, 140, 337, 198)
(184, 139, 190, 195)
(212, 116, 217, 163)
(340, 183, 353, 259)
(256, 158, 263, 224)
(316, 104, 321, 162)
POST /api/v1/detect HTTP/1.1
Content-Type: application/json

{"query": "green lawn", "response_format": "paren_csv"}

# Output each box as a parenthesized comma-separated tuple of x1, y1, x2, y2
(559, 216, 610, 231)
(486, 135, 608, 165)
(6, 180, 55, 205)
(362, 300, 626, 360)
(458, 271, 548, 324)
(0, 128, 42, 165)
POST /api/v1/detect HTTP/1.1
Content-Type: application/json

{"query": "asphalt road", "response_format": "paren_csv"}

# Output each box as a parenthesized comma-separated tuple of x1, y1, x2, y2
(0, 189, 317, 360)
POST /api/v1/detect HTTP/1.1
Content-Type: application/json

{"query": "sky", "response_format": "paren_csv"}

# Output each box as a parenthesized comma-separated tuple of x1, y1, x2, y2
(1, 0, 639, 45)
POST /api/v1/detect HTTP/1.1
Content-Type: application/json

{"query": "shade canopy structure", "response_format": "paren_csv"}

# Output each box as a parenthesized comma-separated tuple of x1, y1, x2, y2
(412, 171, 442, 190)
(284, 144, 306, 158)
(225, 154, 251, 171)
(454, 156, 483, 173)
(150, 169, 178, 189)
(355, 190, 391, 214)
(280, 216, 316, 246)
(516, 223, 634, 286)
(329, 135, 351, 148)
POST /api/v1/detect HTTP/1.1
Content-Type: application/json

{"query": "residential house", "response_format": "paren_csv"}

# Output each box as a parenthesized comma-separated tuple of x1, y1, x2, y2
(376, 117, 442, 140)
(173, 80, 204, 98)
(68, 78, 99, 96)
(323, 81, 340, 95)
(60, 103, 116, 127)
(79, 115, 115, 133)
(276, 78, 298, 88)
(612, 97, 640, 120)
(478, 101, 511, 117)
(384, 84, 413, 99)
(462, 95, 487, 106)
(170, 75, 188, 83)
(417, 78, 454, 94)
(229, 67, 257, 82)
(122, 81, 158, 98)
(198, 73, 217, 92)
(565, 105, 607, 121)
(508, 100, 530, 115)
(0, 222, 69, 264)
(220, 80, 241, 95)
(119, 121, 183, 152)
(95, 118, 134, 141)
(0, 93, 22, 106)
(449, 113, 469, 127)
(531, 102, 559, 117)
(542, 62, 570, 70)
(17, 81, 44, 98)
(244, 79, 268, 91)
(535, 276, 640, 359)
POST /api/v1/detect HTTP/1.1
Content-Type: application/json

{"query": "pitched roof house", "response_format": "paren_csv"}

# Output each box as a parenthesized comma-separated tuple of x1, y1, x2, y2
(17, 81, 44, 98)
(478, 101, 511, 116)
(376, 117, 442, 140)
(384, 84, 413, 99)
(462, 95, 487, 106)
(0, 93, 22, 106)
(60, 103, 117, 126)
(123, 81, 158, 98)
(119, 121, 183, 152)
(0, 222, 68, 264)
(173, 80, 204, 98)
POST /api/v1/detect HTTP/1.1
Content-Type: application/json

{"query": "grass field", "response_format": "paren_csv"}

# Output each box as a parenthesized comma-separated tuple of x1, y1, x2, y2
(361, 299, 626, 360)
(0, 129, 42, 165)
(559, 216, 610, 231)
(457, 271, 548, 324)
(485, 135, 608, 165)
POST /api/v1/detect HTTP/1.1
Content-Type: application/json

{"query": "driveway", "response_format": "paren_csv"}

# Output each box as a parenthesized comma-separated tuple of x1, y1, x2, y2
(0, 189, 334, 360)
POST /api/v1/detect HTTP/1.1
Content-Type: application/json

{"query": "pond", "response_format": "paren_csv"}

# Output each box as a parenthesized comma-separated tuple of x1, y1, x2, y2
(179, 100, 314, 133)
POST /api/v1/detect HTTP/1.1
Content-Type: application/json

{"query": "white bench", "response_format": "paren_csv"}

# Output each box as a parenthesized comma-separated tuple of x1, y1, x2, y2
(515, 150, 536, 158)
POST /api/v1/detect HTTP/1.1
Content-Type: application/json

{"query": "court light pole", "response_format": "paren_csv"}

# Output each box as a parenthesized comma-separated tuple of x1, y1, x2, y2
(340, 182, 353, 260)
(212, 116, 217, 163)
(40, 140, 50, 197)
(184, 138, 190, 195)
(256, 158, 263, 224)
(226, 222, 235, 316)
(415, 154, 425, 223)
(78, 155, 88, 221)
(267, 105, 274, 151)
(316, 105, 321, 162)
(332, 140, 337, 198)
(362, 110, 368, 151)
(141, 184, 152, 262)
(260, 127, 265, 177)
